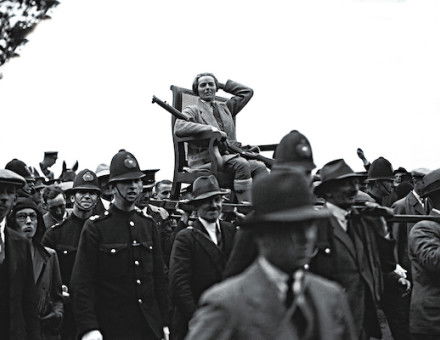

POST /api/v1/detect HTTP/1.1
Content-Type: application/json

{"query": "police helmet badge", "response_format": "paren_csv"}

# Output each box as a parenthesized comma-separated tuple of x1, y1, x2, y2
(124, 157, 137, 169)
(82, 171, 94, 182)
(296, 141, 312, 159)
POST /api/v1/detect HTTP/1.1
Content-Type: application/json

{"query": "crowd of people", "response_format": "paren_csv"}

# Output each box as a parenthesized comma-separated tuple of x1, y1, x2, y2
(1, 73, 440, 340)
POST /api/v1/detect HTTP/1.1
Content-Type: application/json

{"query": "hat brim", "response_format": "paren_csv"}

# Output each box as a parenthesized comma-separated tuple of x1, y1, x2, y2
(0, 179, 25, 188)
(242, 205, 330, 227)
(314, 173, 367, 195)
(70, 185, 101, 193)
(365, 176, 394, 182)
(273, 160, 316, 171)
(188, 189, 230, 202)
(108, 172, 145, 183)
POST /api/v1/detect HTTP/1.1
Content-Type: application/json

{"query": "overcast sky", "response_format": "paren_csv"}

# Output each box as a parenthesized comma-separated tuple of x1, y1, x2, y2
(1, 0, 439, 180)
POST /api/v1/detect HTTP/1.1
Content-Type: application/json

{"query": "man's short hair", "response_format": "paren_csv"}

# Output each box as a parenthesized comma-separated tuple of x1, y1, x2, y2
(192, 73, 219, 96)
(42, 185, 65, 203)
(154, 179, 172, 193)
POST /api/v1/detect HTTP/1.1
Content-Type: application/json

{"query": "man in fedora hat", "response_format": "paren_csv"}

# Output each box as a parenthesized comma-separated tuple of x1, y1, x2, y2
(42, 169, 102, 340)
(5, 158, 36, 199)
(0, 169, 41, 339)
(71, 150, 169, 340)
(187, 169, 356, 340)
(223, 129, 316, 279)
(408, 168, 440, 340)
(169, 175, 237, 340)
(312, 159, 410, 339)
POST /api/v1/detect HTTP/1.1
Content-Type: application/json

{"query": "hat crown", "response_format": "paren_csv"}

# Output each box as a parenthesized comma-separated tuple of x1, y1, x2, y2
(192, 175, 222, 199)
(368, 157, 393, 180)
(421, 168, 440, 197)
(0, 169, 26, 187)
(319, 159, 355, 183)
(5, 159, 33, 180)
(274, 130, 315, 170)
(252, 169, 314, 215)
(109, 150, 144, 182)
(73, 169, 100, 191)
(95, 164, 110, 178)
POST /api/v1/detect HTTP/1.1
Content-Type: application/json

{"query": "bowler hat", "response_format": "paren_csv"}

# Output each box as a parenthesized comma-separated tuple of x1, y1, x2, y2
(366, 157, 394, 182)
(188, 175, 229, 202)
(108, 150, 145, 183)
(95, 164, 110, 178)
(142, 169, 159, 189)
(0, 169, 26, 187)
(5, 159, 34, 182)
(71, 169, 101, 193)
(243, 169, 330, 226)
(420, 169, 440, 198)
(273, 130, 315, 171)
(314, 159, 366, 196)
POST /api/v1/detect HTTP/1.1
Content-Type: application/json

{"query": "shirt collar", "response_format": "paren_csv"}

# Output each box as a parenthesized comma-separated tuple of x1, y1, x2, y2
(0, 218, 5, 243)
(258, 256, 289, 301)
(325, 202, 348, 220)
(412, 190, 424, 205)
(198, 217, 219, 229)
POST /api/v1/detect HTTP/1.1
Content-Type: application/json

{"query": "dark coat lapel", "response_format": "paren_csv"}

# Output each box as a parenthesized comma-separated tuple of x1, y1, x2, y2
(329, 217, 357, 261)
(407, 192, 425, 215)
(191, 220, 225, 274)
(219, 221, 235, 256)
(5, 228, 20, 282)
(33, 245, 50, 284)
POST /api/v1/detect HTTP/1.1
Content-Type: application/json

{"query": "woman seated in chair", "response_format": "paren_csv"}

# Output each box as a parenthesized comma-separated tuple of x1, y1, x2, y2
(174, 73, 268, 203)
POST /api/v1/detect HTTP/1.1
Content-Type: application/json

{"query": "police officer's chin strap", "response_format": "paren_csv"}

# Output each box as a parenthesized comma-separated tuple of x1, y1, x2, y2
(74, 196, 97, 212)
(115, 185, 140, 205)
(379, 182, 392, 196)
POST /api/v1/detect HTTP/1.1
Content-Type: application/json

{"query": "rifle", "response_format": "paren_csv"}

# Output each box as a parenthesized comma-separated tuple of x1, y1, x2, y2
(152, 95, 274, 168)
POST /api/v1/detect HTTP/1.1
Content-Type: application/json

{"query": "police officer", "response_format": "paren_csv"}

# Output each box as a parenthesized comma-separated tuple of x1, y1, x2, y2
(42, 169, 101, 340)
(71, 150, 169, 340)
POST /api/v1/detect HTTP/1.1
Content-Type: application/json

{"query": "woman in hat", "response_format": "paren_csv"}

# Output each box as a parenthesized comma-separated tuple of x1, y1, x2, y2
(8, 198, 63, 340)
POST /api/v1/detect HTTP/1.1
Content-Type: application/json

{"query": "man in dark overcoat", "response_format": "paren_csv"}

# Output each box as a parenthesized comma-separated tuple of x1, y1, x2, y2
(0, 169, 41, 340)
(408, 168, 440, 340)
(42, 169, 102, 339)
(187, 169, 356, 340)
(71, 150, 169, 340)
(169, 175, 236, 340)
(311, 159, 409, 339)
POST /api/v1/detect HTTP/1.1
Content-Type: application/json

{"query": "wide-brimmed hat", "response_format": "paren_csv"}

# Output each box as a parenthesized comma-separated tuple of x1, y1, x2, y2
(243, 169, 330, 227)
(108, 149, 145, 183)
(5, 159, 34, 182)
(366, 157, 394, 182)
(314, 159, 366, 196)
(0, 169, 26, 188)
(273, 130, 316, 171)
(420, 169, 440, 198)
(188, 175, 229, 202)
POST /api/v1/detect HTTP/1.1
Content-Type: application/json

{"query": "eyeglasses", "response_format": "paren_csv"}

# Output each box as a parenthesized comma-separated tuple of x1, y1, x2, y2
(16, 213, 38, 221)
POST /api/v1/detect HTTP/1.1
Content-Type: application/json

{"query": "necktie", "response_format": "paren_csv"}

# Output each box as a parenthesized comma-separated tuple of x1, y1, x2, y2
(216, 225, 223, 251)
(211, 103, 225, 132)
(285, 274, 294, 308)
(0, 235, 5, 264)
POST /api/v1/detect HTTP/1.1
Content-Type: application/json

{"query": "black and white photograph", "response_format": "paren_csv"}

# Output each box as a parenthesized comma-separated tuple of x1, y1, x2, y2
(1, 0, 440, 339)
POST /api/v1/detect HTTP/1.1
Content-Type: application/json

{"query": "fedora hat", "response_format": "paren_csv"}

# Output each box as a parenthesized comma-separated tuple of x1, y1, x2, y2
(366, 157, 394, 182)
(314, 159, 366, 196)
(243, 169, 330, 226)
(188, 175, 229, 202)
(420, 168, 440, 198)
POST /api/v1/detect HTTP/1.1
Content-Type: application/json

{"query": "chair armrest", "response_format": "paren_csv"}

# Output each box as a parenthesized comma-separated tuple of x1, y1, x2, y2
(257, 143, 277, 152)
(175, 130, 224, 143)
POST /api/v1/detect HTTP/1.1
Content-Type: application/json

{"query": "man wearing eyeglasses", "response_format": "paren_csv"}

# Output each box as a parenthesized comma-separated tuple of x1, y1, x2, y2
(0, 169, 41, 340)
(42, 169, 101, 340)
(169, 175, 237, 340)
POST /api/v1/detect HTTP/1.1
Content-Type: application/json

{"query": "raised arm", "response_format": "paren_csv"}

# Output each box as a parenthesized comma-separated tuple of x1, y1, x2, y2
(223, 79, 254, 117)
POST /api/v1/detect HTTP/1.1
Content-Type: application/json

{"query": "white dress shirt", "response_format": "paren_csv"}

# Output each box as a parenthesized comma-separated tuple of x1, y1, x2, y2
(0, 217, 5, 244)
(326, 202, 349, 232)
(198, 217, 220, 245)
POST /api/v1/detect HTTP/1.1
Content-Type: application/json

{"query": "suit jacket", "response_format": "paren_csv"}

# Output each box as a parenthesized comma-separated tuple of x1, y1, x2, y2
(187, 260, 356, 340)
(392, 191, 427, 278)
(71, 205, 169, 339)
(169, 219, 236, 339)
(310, 211, 397, 338)
(33, 245, 63, 340)
(5, 227, 42, 340)
(408, 210, 440, 335)
(174, 80, 253, 167)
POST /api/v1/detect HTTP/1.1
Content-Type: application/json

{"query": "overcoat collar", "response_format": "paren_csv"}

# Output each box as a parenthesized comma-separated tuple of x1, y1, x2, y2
(32, 243, 50, 284)
(329, 215, 357, 261)
(407, 191, 425, 215)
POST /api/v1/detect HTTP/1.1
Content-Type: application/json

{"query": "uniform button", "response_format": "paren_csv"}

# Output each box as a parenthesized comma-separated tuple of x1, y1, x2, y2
(304, 264, 309, 270)
(136, 279, 141, 285)
(130, 221, 135, 227)
(110, 249, 116, 254)
(138, 299, 143, 304)
(63, 250, 68, 254)
(134, 260, 140, 266)
(104, 211, 109, 216)
(133, 240, 137, 245)
(149, 246, 153, 250)
(324, 248, 331, 254)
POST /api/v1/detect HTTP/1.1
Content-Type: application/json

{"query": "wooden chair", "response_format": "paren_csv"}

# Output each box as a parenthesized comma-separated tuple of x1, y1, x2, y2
(169, 85, 276, 200)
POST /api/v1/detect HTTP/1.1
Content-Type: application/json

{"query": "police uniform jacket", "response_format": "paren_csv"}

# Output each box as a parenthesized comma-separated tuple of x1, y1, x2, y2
(310, 208, 398, 338)
(408, 210, 440, 335)
(174, 80, 253, 168)
(71, 205, 169, 339)
(187, 260, 356, 340)
(169, 219, 236, 339)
